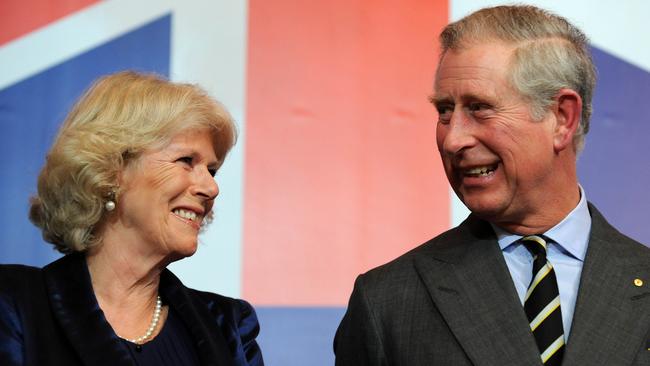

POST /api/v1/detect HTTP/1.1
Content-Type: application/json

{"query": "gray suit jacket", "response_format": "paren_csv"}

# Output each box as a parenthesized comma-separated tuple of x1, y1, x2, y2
(334, 203, 650, 365)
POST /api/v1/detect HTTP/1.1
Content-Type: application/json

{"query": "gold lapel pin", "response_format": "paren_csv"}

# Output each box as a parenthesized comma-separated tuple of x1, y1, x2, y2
(634, 278, 643, 287)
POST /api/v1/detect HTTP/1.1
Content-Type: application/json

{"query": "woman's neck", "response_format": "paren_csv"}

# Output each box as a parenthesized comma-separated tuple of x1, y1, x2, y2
(85, 241, 168, 342)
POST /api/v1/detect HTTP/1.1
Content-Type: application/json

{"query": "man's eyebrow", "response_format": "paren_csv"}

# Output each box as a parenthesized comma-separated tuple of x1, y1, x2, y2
(429, 93, 495, 106)
(428, 94, 452, 105)
(461, 93, 494, 103)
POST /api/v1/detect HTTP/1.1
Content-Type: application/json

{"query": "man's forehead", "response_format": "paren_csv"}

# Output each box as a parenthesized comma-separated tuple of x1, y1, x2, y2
(437, 40, 516, 72)
(433, 69, 505, 102)
(433, 42, 516, 98)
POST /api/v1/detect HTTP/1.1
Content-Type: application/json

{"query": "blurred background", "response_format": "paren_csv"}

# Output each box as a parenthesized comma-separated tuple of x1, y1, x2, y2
(1, 0, 649, 365)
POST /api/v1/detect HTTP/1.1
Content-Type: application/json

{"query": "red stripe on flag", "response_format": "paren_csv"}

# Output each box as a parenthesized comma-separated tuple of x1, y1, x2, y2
(0, 0, 99, 46)
(244, 0, 449, 305)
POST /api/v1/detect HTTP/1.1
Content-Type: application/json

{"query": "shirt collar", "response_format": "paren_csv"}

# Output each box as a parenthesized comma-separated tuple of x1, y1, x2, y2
(491, 185, 591, 261)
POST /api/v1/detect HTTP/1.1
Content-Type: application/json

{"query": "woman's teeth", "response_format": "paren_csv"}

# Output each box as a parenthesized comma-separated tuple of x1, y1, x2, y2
(173, 209, 199, 222)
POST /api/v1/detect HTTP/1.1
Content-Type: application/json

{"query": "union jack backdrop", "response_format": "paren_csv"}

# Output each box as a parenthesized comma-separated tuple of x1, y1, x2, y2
(1, 1, 648, 365)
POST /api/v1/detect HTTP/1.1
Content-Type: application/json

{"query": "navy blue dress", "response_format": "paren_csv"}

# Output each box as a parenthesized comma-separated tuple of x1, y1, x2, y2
(120, 306, 201, 365)
(0, 254, 264, 366)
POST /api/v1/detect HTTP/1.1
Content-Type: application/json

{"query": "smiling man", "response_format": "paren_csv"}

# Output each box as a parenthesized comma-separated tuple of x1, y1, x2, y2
(334, 5, 650, 366)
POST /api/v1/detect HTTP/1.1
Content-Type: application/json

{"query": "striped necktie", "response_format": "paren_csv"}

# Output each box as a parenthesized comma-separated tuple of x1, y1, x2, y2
(521, 235, 565, 366)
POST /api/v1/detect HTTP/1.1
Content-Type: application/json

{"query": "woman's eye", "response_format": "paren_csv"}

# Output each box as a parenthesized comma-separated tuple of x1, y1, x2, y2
(208, 168, 217, 177)
(178, 156, 193, 165)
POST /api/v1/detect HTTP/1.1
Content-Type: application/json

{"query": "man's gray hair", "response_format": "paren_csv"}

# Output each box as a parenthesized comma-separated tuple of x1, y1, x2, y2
(439, 5, 596, 152)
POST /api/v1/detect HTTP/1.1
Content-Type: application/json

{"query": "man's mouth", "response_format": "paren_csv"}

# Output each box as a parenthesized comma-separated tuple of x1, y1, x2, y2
(462, 164, 498, 177)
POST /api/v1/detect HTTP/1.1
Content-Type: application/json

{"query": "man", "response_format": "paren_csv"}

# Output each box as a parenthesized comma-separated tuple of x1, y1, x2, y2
(334, 5, 650, 366)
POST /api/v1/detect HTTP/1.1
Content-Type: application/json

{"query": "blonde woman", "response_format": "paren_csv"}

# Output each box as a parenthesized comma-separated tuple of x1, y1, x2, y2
(0, 71, 263, 366)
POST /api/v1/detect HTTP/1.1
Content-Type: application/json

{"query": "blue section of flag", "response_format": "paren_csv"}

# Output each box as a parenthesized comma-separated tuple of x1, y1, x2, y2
(0, 14, 171, 265)
(578, 46, 650, 245)
(256, 306, 345, 366)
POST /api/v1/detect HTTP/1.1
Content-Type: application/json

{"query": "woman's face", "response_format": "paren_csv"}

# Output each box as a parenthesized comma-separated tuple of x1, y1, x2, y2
(115, 128, 220, 261)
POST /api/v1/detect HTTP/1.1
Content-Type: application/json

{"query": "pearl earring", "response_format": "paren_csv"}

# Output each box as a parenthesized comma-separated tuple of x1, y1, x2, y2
(104, 187, 118, 212)
(105, 200, 116, 211)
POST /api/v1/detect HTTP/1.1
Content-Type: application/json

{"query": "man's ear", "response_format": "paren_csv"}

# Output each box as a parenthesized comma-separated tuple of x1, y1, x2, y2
(552, 88, 582, 153)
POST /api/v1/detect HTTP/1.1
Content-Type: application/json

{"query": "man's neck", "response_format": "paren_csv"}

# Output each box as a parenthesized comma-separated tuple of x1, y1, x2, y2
(491, 184, 582, 236)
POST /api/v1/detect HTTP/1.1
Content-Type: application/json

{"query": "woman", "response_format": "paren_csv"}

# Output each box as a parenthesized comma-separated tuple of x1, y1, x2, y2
(0, 71, 264, 365)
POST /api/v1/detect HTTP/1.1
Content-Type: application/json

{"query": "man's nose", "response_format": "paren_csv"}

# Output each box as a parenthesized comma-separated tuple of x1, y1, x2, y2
(439, 110, 477, 156)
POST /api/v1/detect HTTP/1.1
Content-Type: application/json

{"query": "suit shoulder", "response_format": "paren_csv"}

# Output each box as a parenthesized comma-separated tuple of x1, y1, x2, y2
(357, 219, 481, 290)
(614, 230, 650, 253)
(604, 229, 650, 262)
(588, 203, 650, 260)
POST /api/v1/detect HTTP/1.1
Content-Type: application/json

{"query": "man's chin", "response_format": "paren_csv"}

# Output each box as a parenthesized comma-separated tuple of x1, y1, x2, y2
(460, 198, 507, 221)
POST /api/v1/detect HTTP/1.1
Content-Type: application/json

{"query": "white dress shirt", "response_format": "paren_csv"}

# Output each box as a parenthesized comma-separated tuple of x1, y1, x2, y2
(491, 185, 591, 340)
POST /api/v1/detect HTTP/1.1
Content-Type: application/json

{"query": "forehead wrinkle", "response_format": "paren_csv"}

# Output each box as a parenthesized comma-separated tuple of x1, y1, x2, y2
(435, 43, 516, 90)
(436, 60, 502, 77)
(435, 79, 501, 104)
(437, 65, 506, 83)
(435, 67, 490, 90)
(436, 65, 515, 104)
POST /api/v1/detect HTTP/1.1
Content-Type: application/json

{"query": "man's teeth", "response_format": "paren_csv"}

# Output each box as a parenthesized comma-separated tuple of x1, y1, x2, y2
(173, 209, 199, 222)
(465, 166, 496, 176)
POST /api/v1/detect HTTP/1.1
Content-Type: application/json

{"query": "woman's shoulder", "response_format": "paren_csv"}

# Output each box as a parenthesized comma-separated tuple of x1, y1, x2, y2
(187, 288, 257, 324)
(160, 269, 258, 325)
(0, 264, 49, 331)
(0, 263, 41, 275)
(163, 274, 260, 336)
(160, 270, 264, 365)
(0, 264, 42, 314)
(0, 264, 43, 294)
(0, 264, 45, 365)
(186, 289, 263, 365)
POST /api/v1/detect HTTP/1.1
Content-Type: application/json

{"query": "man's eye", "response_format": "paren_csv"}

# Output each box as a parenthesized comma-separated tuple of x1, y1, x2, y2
(208, 168, 217, 177)
(436, 105, 453, 124)
(468, 103, 490, 113)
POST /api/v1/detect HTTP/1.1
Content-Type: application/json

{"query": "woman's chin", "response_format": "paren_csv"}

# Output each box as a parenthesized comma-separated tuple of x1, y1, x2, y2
(166, 242, 199, 263)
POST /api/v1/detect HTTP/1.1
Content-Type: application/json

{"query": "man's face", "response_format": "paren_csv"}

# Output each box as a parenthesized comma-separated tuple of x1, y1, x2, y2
(433, 42, 558, 226)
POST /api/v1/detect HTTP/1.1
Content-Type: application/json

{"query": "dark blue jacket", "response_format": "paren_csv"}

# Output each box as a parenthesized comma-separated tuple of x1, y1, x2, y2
(0, 253, 264, 366)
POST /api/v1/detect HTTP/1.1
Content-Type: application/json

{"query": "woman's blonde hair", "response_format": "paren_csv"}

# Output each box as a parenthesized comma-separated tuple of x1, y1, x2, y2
(30, 71, 236, 253)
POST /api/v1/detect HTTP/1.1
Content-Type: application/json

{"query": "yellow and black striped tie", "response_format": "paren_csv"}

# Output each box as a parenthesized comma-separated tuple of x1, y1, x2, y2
(522, 235, 565, 366)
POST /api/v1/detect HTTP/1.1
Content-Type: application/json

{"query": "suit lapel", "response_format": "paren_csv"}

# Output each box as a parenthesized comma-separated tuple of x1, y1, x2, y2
(414, 216, 542, 366)
(43, 254, 135, 366)
(562, 204, 650, 365)
(161, 270, 236, 366)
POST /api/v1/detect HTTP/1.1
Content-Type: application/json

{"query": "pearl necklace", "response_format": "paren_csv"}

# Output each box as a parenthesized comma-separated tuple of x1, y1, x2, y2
(120, 295, 162, 345)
